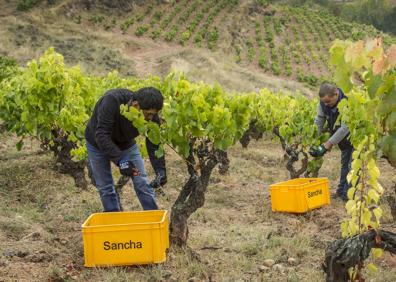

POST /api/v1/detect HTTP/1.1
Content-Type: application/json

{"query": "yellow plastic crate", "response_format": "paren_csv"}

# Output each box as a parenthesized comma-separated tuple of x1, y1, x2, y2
(82, 210, 169, 267)
(269, 178, 330, 213)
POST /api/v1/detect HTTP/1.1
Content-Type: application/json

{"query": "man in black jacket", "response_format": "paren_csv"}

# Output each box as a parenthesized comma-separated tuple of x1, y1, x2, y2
(310, 83, 353, 201)
(85, 87, 167, 212)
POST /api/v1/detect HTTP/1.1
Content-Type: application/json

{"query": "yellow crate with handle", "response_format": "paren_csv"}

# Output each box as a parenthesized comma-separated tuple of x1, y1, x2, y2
(82, 210, 169, 267)
(269, 178, 330, 213)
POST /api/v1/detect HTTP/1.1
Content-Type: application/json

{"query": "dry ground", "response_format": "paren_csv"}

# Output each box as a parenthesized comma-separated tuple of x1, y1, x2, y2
(1, 131, 395, 282)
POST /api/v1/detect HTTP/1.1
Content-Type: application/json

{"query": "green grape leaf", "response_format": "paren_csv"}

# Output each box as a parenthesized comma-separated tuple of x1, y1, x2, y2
(154, 145, 164, 158)
(147, 122, 161, 145)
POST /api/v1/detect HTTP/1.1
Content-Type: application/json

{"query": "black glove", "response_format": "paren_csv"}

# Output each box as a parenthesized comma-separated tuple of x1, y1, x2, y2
(118, 160, 140, 178)
(150, 170, 167, 189)
(309, 144, 327, 158)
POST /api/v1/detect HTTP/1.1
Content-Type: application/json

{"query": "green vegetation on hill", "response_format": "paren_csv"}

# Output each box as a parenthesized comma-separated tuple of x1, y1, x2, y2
(4, 0, 396, 89)
(78, 0, 394, 87)
(16, 0, 42, 11)
(272, 0, 396, 36)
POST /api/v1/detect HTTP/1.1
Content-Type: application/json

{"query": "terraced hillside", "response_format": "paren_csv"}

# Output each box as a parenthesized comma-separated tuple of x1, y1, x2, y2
(0, 0, 395, 91)
(83, 0, 395, 86)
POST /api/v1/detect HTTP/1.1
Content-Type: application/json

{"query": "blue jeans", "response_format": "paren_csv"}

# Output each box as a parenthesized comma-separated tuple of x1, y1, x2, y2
(336, 147, 353, 199)
(86, 142, 158, 212)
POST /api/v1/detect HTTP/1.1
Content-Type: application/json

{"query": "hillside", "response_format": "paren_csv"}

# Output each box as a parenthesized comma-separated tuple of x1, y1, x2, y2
(0, 0, 394, 94)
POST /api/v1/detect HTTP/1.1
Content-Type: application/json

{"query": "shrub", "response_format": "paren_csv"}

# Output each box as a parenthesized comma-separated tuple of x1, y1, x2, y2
(17, 0, 41, 11)
(135, 25, 149, 37)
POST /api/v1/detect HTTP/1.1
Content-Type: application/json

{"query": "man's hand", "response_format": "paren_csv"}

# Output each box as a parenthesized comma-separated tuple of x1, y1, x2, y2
(118, 160, 140, 178)
(309, 144, 328, 158)
(150, 170, 167, 189)
(323, 141, 333, 151)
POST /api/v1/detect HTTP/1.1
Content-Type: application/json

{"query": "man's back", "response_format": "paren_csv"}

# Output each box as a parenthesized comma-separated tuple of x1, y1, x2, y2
(85, 88, 138, 162)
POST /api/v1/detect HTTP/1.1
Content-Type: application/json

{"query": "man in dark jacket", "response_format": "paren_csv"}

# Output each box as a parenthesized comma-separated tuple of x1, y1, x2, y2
(85, 87, 167, 212)
(310, 83, 353, 201)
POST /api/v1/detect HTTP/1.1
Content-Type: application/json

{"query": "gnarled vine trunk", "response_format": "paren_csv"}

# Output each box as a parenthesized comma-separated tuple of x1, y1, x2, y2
(323, 229, 396, 282)
(273, 126, 308, 179)
(45, 129, 87, 189)
(239, 121, 263, 148)
(169, 143, 221, 246)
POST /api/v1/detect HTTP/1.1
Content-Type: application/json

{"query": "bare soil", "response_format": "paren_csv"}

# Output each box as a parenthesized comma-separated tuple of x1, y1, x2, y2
(1, 133, 395, 281)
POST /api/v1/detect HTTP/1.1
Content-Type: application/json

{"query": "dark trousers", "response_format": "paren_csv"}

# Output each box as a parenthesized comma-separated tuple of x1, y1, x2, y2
(336, 146, 353, 198)
(86, 141, 158, 212)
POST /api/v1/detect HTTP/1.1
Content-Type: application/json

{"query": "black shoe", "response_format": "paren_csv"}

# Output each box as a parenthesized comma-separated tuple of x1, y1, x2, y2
(331, 191, 347, 202)
(339, 195, 348, 202)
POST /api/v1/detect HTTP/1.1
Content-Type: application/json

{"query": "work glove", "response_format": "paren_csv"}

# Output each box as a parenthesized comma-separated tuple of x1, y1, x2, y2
(118, 160, 140, 178)
(150, 169, 167, 189)
(309, 144, 327, 158)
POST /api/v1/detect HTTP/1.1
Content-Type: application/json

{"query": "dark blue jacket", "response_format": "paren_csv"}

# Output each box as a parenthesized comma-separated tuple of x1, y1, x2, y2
(85, 88, 165, 173)
(319, 88, 353, 150)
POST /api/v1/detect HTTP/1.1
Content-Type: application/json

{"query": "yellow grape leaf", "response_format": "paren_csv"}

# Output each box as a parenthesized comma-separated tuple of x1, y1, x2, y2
(367, 159, 380, 179)
(368, 179, 384, 195)
(357, 141, 365, 152)
(373, 207, 383, 221)
(348, 267, 356, 280)
(347, 188, 356, 200)
(351, 175, 359, 187)
(346, 200, 357, 215)
(368, 46, 383, 60)
(372, 248, 383, 259)
(374, 182, 384, 195)
(362, 209, 372, 227)
(349, 222, 358, 235)
(373, 57, 385, 75)
(368, 165, 380, 180)
(341, 221, 349, 238)
(367, 263, 378, 274)
(346, 41, 369, 69)
(368, 189, 380, 203)
(347, 170, 353, 183)
(366, 38, 382, 53)
(352, 159, 362, 171)
(367, 42, 384, 60)
(345, 41, 364, 62)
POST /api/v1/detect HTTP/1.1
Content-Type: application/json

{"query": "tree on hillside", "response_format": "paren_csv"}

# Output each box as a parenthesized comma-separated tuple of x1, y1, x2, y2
(339, 0, 396, 35)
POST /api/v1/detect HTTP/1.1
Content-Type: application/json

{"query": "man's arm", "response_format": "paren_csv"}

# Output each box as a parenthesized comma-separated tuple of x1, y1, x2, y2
(146, 114, 166, 173)
(327, 122, 350, 146)
(314, 103, 325, 135)
(95, 95, 123, 163)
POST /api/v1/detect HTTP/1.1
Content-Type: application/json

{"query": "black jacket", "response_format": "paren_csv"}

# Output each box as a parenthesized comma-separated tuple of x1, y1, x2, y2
(85, 88, 165, 173)
(319, 88, 352, 150)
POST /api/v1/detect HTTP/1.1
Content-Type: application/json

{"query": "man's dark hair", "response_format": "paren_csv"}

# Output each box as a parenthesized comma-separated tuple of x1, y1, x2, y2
(319, 83, 338, 98)
(132, 87, 163, 110)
